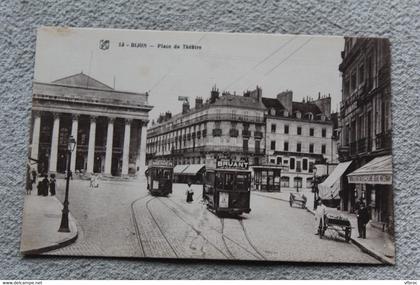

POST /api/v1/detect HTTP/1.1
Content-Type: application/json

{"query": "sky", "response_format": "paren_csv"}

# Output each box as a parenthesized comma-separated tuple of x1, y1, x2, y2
(34, 27, 344, 120)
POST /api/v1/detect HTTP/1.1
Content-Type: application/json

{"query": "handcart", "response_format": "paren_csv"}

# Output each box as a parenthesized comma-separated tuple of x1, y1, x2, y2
(318, 213, 352, 242)
(289, 192, 307, 209)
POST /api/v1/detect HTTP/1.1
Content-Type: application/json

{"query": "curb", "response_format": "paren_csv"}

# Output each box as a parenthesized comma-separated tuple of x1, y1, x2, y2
(304, 205, 393, 264)
(21, 197, 79, 256)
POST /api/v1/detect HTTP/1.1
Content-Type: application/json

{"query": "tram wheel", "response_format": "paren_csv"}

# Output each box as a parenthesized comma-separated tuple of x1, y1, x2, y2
(345, 227, 351, 242)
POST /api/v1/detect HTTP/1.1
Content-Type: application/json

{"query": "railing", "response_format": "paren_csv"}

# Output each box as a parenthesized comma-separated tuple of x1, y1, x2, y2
(242, 130, 251, 138)
(254, 131, 263, 139)
(229, 129, 239, 137)
(376, 132, 392, 150)
(170, 145, 264, 154)
(213, 129, 222, 137)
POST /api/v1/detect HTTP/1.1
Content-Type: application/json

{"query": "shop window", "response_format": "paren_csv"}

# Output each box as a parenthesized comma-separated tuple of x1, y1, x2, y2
(281, 176, 290, 187)
(293, 177, 303, 188)
(306, 177, 312, 188)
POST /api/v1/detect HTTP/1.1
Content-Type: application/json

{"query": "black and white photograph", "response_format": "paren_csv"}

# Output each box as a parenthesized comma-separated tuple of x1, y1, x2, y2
(20, 27, 395, 264)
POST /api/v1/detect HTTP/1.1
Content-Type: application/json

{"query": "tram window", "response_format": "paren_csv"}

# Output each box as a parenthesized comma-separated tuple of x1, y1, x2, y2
(216, 173, 223, 188)
(163, 169, 171, 179)
(236, 173, 250, 189)
(224, 173, 234, 190)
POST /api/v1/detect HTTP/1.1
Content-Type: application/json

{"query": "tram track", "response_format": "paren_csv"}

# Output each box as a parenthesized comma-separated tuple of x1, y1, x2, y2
(163, 197, 265, 260)
(130, 193, 151, 256)
(238, 219, 266, 260)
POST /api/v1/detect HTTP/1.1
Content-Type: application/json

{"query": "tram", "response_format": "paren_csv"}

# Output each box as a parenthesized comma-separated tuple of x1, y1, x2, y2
(202, 159, 251, 216)
(145, 161, 173, 197)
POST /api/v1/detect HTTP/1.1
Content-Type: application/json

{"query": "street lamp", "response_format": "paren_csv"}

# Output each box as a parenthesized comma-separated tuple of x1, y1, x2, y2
(58, 135, 76, 232)
(312, 166, 318, 210)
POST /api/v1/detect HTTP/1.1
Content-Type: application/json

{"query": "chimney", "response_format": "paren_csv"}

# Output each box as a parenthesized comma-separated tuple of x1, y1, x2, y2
(164, 111, 172, 121)
(195, 97, 203, 109)
(313, 95, 331, 117)
(276, 90, 293, 114)
(182, 101, 190, 114)
(210, 86, 219, 103)
(248, 86, 263, 102)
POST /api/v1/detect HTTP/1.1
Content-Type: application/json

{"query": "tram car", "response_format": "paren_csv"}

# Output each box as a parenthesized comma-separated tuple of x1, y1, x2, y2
(202, 159, 251, 216)
(145, 161, 173, 197)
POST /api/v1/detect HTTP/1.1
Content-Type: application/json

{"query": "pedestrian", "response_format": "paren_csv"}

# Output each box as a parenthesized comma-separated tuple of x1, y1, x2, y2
(49, 174, 56, 196)
(89, 174, 95, 188)
(356, 201, 370, 238)
(93, 174, 99, 188)
(37, 175, 42, 196)
(41, 174, 49, 196)
(315, 199, 327, 235)
(186, 182, 194, 203)
(31, 168, 37, 185)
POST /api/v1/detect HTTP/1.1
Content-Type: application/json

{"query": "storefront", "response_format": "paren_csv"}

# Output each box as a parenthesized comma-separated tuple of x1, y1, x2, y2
(252, 165, 285, 192)
(347, 155, 393, 234)
(318, 161, 352, 208)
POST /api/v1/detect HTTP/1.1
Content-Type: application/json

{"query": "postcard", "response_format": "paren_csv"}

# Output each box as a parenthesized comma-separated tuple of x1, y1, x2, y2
(21, 27, 394, 264)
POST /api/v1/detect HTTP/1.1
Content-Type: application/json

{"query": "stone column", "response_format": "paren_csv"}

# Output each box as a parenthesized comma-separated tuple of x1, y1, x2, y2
(136, 121, 147, 177)
(70, 114, 79, 173)
(49, 113, 60, 173)
(86, 116, 96, 174)
(121, 118, 131, 175)
(104, 117, 115, 175)
(30, 111, 41, 165)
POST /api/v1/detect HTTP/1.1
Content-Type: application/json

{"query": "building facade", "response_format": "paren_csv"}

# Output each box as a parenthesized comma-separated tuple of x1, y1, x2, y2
(146, 87, 266, 169)
(338, 37, 393, 233)
(262, 90, 336, 191)
(29, 73, 153, 177)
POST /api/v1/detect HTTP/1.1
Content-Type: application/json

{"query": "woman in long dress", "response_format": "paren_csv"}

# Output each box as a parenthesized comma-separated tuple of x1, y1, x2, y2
(49, 174, 56, 196)
(186, 182, 194, 203)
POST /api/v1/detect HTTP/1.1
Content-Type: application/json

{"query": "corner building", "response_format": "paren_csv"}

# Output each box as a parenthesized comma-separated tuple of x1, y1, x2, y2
(262, 91, 336, 191)
(29, 73, 153, 177)
(146, 87, 266, 170)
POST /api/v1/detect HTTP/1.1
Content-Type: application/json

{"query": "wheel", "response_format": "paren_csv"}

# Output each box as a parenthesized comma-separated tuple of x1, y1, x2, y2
(301, 202, 305, 209)
(345, 227, 351, 242)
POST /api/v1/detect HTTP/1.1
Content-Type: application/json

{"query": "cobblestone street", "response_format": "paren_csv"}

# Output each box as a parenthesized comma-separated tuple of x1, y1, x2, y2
(48, 180, 378, 263)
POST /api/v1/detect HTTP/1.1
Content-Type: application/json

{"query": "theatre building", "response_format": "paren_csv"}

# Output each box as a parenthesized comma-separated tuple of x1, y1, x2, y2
(262, 90, 337, 192)
(29, 73, 153, 177)
(146, 87, 266, 179)
(338, 37, 393, 234)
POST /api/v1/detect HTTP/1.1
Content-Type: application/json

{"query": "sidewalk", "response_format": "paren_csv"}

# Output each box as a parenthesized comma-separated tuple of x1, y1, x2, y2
(20, 193, 78, 255)
(252, 188, 395, 264)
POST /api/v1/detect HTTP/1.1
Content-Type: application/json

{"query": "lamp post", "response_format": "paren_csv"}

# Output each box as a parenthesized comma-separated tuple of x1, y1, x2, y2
(312, 166, 318, 210)
(58, 135, 76, 232)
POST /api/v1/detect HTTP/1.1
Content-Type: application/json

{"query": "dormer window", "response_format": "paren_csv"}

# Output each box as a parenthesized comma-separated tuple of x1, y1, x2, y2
(283, 110, 289, 117)
(305, 112, 314, 120)
(295, 111, 302, 119)
(270, 108, 276, 116)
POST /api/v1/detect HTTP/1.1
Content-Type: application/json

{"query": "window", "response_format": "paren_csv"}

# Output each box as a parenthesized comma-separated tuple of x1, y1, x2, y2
(284, 141, 289, 151)
(270, 140, 276, 150)
(310, 128, 314, 136)
(281, 176, 290, 187)
(321, 144, 326, 154)
(255, 140, 260, 153)
(296, 142, 301, 152)
(309, 162, 314, 173)
(283, 159, 288, 165)
(270, 158, 275, 164)
(322, 128, 326, 138)
(271, 124, 276, 133)
(276, 157, 282, 165)
(309, 143, 314, 153)
(302, 158, 308, 171)
(351, 71, 357, 93)
(243, 139, 249, 152)
(284, 125, 289, 134)
(358, 64, 365, 85)
(243, 123, 249, 130)
(297, 126, 302, 135)
(290, 157, 295, 170)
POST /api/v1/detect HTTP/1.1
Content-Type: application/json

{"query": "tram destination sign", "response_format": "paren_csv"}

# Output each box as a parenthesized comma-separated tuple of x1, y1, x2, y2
(216, 159, 249, 170)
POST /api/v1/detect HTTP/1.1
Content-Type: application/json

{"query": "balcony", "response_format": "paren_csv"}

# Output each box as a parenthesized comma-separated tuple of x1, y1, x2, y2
(212, 129, 222, 137)
(375, 132, 392, 150)
(254, 131, 263, 139)
(242, 130, 251, 138)
(229, 129, 239, 137)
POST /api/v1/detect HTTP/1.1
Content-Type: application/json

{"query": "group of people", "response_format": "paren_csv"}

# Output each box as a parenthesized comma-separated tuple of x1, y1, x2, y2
(26, 167, 56, 197)
(315, 198, 370, 239)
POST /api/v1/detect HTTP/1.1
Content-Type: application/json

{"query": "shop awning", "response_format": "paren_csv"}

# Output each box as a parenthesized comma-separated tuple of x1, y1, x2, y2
(347, 155, 392, 185)
(173, 164, 189, 174)
(318, 161, 352, 200)
(182, 164, 205, 175)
